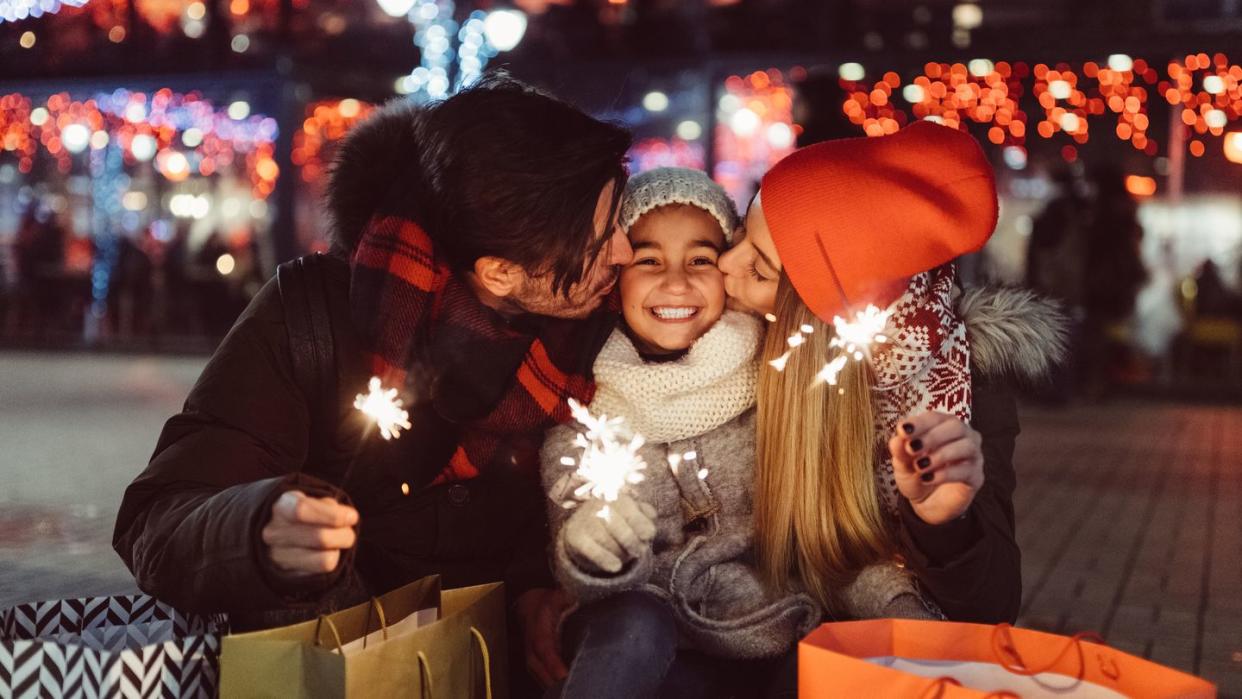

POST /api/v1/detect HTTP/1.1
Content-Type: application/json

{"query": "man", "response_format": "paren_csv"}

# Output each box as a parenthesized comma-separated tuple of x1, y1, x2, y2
(112, 76, 632, 694)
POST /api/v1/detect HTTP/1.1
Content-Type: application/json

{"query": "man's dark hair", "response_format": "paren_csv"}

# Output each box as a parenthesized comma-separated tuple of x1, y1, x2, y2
(328, 74, 632, 296)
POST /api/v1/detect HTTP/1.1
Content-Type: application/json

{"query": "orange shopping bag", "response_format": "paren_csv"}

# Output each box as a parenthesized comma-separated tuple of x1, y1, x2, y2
(799, 619, 1216, 698)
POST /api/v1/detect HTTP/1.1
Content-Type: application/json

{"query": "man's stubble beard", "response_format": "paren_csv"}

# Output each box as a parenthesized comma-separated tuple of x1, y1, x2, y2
(509, 266, 619, 320)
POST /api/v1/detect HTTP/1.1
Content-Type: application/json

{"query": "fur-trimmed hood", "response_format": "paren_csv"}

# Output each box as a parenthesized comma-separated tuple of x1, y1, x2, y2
(324, 100, 434, 256)
(959, 286, 1069, 383)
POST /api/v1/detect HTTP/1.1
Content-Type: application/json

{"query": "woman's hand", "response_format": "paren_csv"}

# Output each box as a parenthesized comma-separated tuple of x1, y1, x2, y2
(888, 412, 984, 525)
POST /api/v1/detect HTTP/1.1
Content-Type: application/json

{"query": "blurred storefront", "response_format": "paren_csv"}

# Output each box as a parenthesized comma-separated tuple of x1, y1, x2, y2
(2, 0, 1240, 395)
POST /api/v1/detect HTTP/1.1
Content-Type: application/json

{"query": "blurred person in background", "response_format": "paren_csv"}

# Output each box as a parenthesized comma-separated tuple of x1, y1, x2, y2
(160, 222, 197, 338)
(1082, 164, 1148, 400)
(1025, 166, 1089, 404)
(14, 198, 67, 337)
(108, 230, 155, 342)
(1192, 259, 1242, 320)
(190, 230, 239, 338)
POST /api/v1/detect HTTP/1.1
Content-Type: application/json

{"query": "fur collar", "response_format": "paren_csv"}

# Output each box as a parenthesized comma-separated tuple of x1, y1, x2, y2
(958, 287, 1069, 383)
(325, 100, 431, 256)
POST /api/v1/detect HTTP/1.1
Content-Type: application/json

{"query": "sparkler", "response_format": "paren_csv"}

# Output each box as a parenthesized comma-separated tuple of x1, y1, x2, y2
(561, 399, 649, 521)
(814, 304, 894, 385)
(764, 233, 898, 385)
(337, 376, 412, 498)
(353, 377, 412, 440)
(769, 305, 892, 385)
(667, 450, 707, 480)
(322, 376, 414, 582)
(768, 351, 793, 371)
(829, 305, 892, 362)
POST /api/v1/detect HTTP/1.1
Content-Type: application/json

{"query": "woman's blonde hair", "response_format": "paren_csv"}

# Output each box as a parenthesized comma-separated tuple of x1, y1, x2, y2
(754, 274, 896, 615)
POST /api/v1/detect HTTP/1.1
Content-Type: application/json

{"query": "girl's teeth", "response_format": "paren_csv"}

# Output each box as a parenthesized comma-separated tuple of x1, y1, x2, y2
(653, 307, 697, 319)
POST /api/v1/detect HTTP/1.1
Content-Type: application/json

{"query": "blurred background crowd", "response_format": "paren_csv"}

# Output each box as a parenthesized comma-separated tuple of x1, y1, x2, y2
(2, 0, 1241, 401)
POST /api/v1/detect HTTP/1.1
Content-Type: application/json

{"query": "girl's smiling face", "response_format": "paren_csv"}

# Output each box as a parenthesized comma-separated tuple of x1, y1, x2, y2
(620, 204, 727, 355)
(718, 194, 781, 316)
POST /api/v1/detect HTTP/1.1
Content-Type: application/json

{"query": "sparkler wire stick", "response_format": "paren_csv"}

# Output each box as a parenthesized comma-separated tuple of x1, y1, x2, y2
(339, 376, 412, 495)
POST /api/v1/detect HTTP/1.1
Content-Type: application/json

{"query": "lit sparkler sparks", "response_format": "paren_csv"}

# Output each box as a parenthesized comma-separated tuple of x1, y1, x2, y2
(565, 399, 648, 521)
(768, 350, 793, 371)
(829, 304, 892, 359)
(767, 304, 894, 386)
(815, 355, 849, 385)
(815, 305, 893, 386)
(667, 450, 703, 480)
(353, 376, 412, 441)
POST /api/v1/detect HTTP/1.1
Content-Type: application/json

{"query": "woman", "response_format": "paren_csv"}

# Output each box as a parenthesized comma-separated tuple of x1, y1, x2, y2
(718, 121, 1067, 628)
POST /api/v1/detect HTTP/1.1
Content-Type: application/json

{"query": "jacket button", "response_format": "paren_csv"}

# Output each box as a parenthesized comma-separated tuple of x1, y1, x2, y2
(447, 483, 470, 506)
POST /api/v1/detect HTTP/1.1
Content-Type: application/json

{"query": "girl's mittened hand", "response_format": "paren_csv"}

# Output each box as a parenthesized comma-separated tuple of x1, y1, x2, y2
(887, 411, 985, 526)
(563, 495, 657, 574)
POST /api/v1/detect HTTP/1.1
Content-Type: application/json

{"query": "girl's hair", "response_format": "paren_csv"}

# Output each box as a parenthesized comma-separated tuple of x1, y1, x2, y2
(753, 274, 896, 615)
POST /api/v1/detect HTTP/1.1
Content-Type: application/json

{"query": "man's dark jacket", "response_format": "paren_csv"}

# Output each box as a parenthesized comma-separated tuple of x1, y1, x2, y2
(112, 257, 567, 626)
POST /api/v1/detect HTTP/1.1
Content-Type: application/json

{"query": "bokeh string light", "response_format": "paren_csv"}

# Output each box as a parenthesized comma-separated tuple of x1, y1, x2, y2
(293, 98, 375, 184)
(0, 0, 87, 24)
(393, 2, 516, 103)
(715, 69, 799, 203)
(0, 89, 278, 198)
(837, 53, 1242, 159)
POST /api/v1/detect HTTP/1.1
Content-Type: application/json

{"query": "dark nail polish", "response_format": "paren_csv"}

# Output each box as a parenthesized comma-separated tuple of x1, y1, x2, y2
(910, 439, 923, 452)
(917, 457, 931, 470)
(921, 472, 934, 483)
(902, 423, 915, 435)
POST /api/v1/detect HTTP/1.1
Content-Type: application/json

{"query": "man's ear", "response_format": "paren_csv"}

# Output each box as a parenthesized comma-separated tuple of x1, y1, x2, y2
(472, 256, 523, 298)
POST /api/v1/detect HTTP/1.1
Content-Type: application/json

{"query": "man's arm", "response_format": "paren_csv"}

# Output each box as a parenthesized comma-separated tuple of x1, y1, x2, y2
(113, 280, 351, 614)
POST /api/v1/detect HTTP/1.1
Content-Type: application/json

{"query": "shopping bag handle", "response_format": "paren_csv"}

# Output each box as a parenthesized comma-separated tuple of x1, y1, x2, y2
(920, 677, 1020, 699)
(394, 626, 491, 699)
(362, 597, 390, 649)
(314, 615, 345, 654)
(470, 626, 494, 699)
(990, 623, 1119, 681)
(418, 651, 434, 698)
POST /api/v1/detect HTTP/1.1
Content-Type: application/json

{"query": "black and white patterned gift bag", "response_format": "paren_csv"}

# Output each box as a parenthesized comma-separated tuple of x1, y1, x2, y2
(0, 593, 226, 699)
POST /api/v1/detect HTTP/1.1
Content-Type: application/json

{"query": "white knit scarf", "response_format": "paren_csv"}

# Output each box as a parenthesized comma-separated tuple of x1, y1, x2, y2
(590, 310, 762, 444)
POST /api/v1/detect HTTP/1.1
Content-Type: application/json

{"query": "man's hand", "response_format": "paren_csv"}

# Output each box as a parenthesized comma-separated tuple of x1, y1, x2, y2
(261, 490, 359, 575)
(515, 587, 573, 688)
(888, 411, 985, 526)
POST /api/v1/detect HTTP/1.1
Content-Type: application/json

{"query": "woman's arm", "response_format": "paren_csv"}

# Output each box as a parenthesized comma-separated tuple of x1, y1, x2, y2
(894, 379, 1022, 623)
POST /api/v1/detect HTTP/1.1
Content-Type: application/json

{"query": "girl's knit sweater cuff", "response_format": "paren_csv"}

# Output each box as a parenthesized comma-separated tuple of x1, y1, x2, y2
(896, 497, 982, 566)
(553, 531, 655, 602)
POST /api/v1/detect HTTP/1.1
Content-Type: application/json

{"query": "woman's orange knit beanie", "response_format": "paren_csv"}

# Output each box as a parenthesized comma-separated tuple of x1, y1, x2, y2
(760, 121, 998, 322)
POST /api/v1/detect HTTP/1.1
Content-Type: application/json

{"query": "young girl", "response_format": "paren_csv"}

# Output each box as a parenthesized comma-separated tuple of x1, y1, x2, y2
(540, 168, 929, 699)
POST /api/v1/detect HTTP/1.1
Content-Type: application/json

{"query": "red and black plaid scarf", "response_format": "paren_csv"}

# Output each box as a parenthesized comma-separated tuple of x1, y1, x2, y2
(350, 215, 614, 486)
